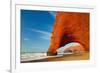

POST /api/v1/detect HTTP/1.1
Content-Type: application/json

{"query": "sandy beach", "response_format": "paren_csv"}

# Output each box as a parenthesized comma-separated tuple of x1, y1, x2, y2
(21, 52, 89, 63)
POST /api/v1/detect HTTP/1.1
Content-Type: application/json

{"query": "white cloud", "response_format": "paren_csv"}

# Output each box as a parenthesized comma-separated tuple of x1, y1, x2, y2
(49, 12, 56, 18)
(31, 29, 51, 40)
(40, 36, 50, 40)
(31, 29, 51, 36)
(24, 38, 29, 41)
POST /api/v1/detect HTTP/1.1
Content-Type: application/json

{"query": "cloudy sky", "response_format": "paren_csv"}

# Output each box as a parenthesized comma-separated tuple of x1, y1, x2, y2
(21, 10, 56, 53)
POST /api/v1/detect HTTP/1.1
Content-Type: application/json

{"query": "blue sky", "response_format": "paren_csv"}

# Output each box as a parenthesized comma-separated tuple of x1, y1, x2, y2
(21, 10, 56, 53)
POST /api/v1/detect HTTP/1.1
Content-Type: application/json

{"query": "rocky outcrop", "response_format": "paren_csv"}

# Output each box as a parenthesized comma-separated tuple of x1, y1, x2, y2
(47, 12, 89, 56)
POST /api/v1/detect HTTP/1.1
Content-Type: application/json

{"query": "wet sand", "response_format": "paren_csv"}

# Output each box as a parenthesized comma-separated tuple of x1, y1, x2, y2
(21, 52, 89, 63)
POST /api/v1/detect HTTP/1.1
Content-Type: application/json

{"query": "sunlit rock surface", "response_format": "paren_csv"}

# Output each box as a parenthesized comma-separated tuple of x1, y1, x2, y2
(47, 12, 89, 56)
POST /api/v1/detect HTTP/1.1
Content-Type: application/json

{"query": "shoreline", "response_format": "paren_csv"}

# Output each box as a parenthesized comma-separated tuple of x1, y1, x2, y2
(21, 52, 89, 63)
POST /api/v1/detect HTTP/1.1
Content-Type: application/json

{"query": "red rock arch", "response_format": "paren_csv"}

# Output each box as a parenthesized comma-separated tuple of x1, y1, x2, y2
(47, 12, 89, 56)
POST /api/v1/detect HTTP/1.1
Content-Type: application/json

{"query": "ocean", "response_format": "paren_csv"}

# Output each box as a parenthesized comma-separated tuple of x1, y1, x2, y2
(21, 52, 74, 62)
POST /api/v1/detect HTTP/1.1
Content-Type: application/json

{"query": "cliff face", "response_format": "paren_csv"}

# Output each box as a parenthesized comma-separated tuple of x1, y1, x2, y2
(47, 12, 90, 56)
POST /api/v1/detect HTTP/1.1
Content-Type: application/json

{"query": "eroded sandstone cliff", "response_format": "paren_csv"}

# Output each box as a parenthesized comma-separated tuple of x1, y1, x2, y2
(47, 12, 89, 56)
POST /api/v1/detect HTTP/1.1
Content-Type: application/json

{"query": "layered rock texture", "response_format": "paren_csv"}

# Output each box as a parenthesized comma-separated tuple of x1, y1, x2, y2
(47, 12, 90, 56)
